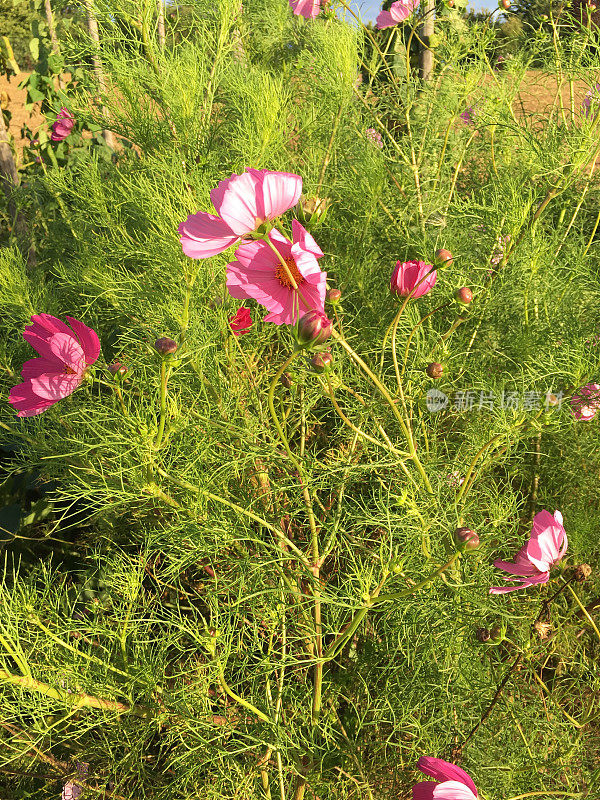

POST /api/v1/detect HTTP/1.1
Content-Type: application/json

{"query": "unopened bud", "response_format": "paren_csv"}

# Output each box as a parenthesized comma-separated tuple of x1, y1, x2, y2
(426, 362, 443, 379)
(490, 624, 503, 642)
(545, 392, 559, 407)
(297, 310, 332, 347)
(454, 526, 479, 551)
(310, 352, 333, 374)
(280, 372, 293, 389)
(296, 195, 330, 227)
(499, 0, 511, 9)
(574, 563, 592, 583)
(435, 248, 453, 267)
(476, 627, 491, 643)
(456, 287, 473, 304)
(327, 288, 342, 304)
(108, 362, 128, 377)
(154, 337, 178, 355)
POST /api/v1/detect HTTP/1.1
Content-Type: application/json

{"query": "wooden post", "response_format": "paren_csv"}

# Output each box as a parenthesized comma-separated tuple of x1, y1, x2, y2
(43, 0, 65, 89)
(82, 0, 115, 149)
(419, 0, 435, 81)
(0, 109, 35, 266)
(157, 0, 165, 50)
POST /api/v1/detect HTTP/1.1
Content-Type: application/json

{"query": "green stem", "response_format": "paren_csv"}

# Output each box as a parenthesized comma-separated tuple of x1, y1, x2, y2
(375, 553, 460, 603)
(154, 359, 170, 449)
(155, 466, 312, 570)
(333, 330, 433, 494)
(324, 554, 459, 660)
(217, 662, 272, 725)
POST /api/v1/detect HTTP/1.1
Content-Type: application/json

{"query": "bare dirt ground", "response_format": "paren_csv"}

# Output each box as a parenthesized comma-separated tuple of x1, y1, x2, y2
(1, 73, 45, 166)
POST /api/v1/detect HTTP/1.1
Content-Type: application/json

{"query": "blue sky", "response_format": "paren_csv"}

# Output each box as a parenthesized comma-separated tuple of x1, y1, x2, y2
(346, 0, 499, 22)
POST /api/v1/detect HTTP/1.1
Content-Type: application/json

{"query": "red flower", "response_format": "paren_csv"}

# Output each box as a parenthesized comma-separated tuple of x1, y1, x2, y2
(228, 307, 253, 336)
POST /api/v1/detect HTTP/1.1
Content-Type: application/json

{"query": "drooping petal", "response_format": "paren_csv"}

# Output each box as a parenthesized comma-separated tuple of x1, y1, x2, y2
(179, 212, 240, 259)
(489, 572, 549, 594)
(417, 758, 478, 797)
(65, 317, 101, 365)
(211, 171, 262, 235)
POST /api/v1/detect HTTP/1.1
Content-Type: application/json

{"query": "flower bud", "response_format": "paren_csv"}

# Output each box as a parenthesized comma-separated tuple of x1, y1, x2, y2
(490, 624, 504, 642)
(108, 361, 128, 377)
(476, 627, 491, 643)
(499, 0, 510, 8)
(295, 195, 330, 227)
(327, 288, 342, 304)
(296, 310, 332, 347)
(280, 372, 293, 389)
(435, 248, 453, 267)
(310, 352, 333, 374)
(456, 287, 473, 304)
(154, 337, 178, 355)
(426, 362, 443, 379)
(574, 563, 592, 583)
(454, 526, 479, 551)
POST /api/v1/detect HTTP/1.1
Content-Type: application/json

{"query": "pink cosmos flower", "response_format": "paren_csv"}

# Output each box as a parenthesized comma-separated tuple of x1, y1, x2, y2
(413, 757, 478, 800)
(51, 108, 75, 142)
(366, 128, 384, 148)
(289, 0, 322, 17)
(489, 509, 567, 595)
(228, 307, 253, 336)
(490, 234, 511, 266)
(570, 383, 600, 421)
(8, 314, 100, 417)
(179, 169, 302, 260)
(460, 107, 475, 125)
(376, 0, 419, 29)
(582, 83, 600, 118)
(391, 260, 437, 299)
(226, 219, 326, 325)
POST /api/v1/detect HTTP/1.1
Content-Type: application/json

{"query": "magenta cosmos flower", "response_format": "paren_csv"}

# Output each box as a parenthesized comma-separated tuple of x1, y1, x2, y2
(227, 219, 326, 325)
(179, 169, 302, 259)
(413, 757, 478, 800)
(376, 0, 419, 28)
(391, 260, 437, 299)
(490, 509, 567, 595)
(289, 0, 322, 17)
(460, 107, 475, 125)
(582, 83, 600, 118)
(51, 108, 75, 142)
(9, 314, 100, 417)
(228, 307, 253, 336)
(571, 383, 600, 420)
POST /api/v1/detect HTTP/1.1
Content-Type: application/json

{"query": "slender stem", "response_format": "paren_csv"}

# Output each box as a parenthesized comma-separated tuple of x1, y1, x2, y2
(566, 584, 600, 642)
(333, 330, 433, 493)
(154, 359, 170, 449)
(155, 466, 312, 570)
(0, 668, 151, 717)
(375, 553, 460, 603)
(216, 662, 272, 725)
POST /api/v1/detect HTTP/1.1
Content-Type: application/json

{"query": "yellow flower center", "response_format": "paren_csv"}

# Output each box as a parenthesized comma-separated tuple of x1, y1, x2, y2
(275, 256, 305, 289)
